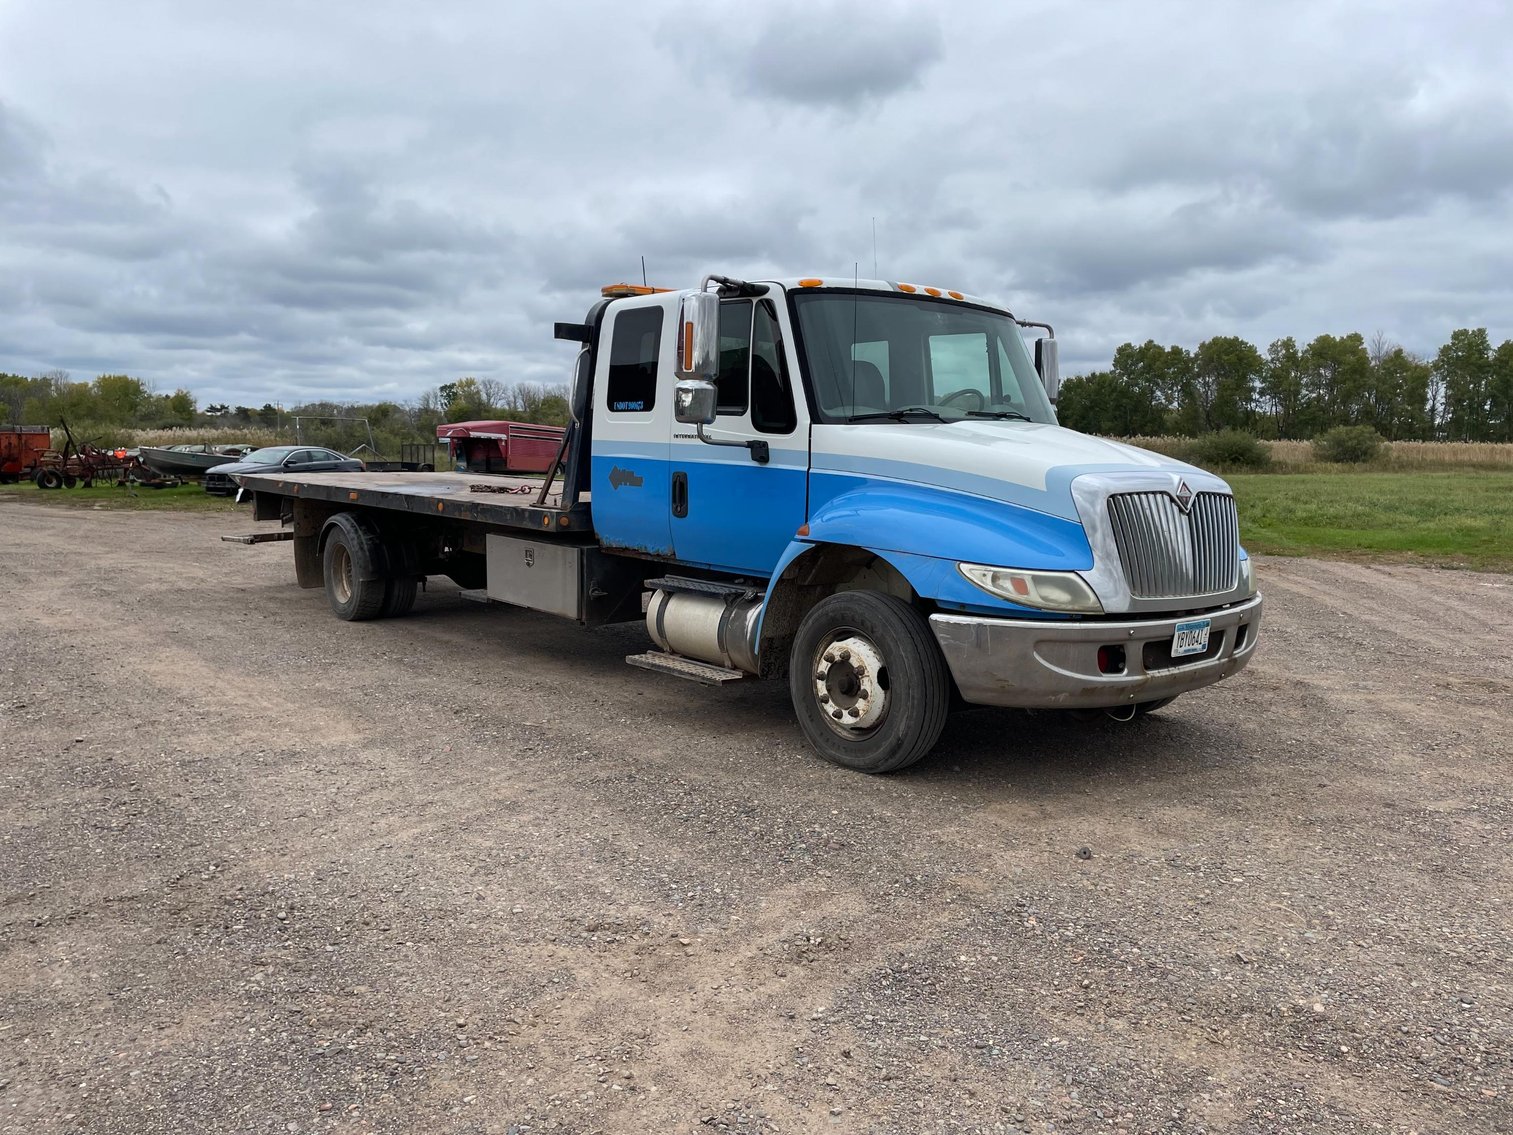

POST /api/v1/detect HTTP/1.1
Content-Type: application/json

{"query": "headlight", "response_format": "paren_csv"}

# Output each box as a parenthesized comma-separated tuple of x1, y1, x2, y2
(958, 563, 1103, 614)
(1240, 556, 1255, 596)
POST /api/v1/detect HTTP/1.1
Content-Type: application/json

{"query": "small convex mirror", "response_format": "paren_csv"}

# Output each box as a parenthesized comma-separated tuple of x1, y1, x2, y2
(673, 380, 717, 426)
(676, 291, 720, 381)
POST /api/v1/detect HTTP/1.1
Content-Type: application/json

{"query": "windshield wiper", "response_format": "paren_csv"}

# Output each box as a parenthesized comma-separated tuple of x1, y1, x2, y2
(966, 409, 1032, 422)
(845, 406, 948, 423)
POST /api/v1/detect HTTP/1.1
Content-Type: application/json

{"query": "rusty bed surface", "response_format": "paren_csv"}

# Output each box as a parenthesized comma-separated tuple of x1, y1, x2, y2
(238, 470, 594, 534)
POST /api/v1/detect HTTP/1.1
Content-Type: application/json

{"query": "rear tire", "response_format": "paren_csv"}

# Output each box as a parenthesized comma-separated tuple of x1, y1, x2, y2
(1135, 696, 1178, 715)
(789, 591, 949, 773)
(62, 475, 78, 488)
(35, 468, 63, 490)
(380, 576, 418, 618)
(322, 518, 386, 621)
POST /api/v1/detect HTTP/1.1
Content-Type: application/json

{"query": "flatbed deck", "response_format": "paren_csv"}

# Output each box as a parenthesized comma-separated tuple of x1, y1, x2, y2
(241, 470, 594, 534)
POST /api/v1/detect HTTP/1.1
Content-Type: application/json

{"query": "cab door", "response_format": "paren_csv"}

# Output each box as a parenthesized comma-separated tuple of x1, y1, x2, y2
(590, 301, 675, 556)
(669, 297, 808, 574)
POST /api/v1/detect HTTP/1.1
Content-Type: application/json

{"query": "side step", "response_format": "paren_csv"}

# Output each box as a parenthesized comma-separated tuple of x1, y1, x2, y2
(626, 651, 747, 686)
(220, 531, 294, 544)
(644, 575, 763, 602)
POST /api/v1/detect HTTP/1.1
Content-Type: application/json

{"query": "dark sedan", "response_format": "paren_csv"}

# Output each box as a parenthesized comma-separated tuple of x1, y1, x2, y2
(204, 445, 365, 497)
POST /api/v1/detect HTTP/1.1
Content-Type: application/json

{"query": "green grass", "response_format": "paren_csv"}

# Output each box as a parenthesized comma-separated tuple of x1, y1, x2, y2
(1229, 471, 1513, 571)
(0, 480, 243, 512)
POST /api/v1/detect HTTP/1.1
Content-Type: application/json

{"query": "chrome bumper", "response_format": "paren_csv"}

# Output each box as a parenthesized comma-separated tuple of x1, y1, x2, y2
(929, 594, 1263, 709)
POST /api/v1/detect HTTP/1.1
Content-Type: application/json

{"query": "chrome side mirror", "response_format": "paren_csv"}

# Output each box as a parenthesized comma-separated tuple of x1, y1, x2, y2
(1035, 337, 1061, 403)
(673, 379, 717, 425)
(676, 291, 720, 381)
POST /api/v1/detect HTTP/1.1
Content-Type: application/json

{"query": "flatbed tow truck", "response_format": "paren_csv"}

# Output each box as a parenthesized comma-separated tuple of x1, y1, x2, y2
(241, 274, 1262, 772)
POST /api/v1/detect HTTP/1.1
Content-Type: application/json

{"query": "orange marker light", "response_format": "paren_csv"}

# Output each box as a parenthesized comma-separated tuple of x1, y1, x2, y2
(601, 283, 671, 298)
(798, 278, 823, 287)
(948, 290, 964, 300)
(925, 286, 942, 297)
(897, 283, 917, 293)
(682, 321, 695, 368)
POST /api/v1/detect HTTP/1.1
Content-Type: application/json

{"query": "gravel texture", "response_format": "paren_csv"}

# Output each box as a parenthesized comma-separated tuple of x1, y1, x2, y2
(1, 504, 1509, 1134)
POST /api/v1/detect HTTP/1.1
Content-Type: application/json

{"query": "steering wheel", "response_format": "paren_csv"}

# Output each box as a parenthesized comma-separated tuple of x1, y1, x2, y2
(939, 388, 986, 410)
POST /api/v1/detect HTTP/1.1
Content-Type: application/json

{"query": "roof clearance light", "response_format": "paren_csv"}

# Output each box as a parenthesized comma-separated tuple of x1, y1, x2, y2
(601, 283, 671, 298)
(798, 278, 823, 287)
(924, 286, 942, 297)
(897, 283, 917, 293)
(948, 290, 964, 300)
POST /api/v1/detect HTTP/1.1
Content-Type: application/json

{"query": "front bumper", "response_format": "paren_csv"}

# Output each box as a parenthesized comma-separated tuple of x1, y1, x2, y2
(930, 593, 1263, 709)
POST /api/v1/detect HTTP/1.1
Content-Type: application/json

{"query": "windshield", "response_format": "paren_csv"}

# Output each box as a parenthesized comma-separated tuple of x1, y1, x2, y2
(790, 291, 1057, 425)
(245, 447, 294, 464)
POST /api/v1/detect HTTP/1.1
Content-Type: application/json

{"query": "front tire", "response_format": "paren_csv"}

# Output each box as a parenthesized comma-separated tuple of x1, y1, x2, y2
(322, 519, 386, 621)
(789, 591, 950, 773)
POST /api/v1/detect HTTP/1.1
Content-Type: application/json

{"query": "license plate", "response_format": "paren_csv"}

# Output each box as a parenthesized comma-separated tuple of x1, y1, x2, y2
(1172, 618, 1211, 658)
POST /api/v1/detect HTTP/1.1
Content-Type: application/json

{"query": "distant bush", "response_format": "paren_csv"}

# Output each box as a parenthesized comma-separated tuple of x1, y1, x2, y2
(1312, 425, 1386, 464)
(1186, 430, 1272, 471)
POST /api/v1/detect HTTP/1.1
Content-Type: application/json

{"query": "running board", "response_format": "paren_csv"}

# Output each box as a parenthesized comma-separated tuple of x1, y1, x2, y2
(220, 531, 294, 544)
(626, 652, 747, 686)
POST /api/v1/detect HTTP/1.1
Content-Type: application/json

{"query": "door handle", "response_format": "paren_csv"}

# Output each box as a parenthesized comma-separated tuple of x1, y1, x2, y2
(671, 471, 688, 518)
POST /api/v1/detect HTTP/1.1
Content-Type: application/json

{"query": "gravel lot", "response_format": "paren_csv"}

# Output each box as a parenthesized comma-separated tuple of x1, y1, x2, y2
(1, 504, 1509, 1135)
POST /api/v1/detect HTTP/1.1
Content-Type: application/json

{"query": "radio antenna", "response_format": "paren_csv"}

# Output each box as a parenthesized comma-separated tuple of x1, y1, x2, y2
(641, 256, 648, 287)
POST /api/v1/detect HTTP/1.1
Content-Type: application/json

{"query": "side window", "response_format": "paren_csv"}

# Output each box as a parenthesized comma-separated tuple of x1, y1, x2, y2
(606, 306, 663, 412)
(716, 300, 752, 414)
(752, 301, 797, 435)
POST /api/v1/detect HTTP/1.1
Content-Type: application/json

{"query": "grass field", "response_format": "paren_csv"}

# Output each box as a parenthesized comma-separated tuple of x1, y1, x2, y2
(1229, 471, 1513, 571)
(0, 480, 243, 512)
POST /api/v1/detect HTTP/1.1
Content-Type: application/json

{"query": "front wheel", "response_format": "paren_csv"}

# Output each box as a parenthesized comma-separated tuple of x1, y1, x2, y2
(35, 468, 63, 490)
(789, 591, 950, 773)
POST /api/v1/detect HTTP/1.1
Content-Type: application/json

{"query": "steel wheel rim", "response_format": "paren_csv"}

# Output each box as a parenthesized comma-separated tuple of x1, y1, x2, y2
(332, 544, 353, 604)
(812, 626, 890, 740)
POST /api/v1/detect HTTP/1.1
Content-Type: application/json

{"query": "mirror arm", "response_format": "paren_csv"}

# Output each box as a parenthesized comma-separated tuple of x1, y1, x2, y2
(694, 424, 769, 464)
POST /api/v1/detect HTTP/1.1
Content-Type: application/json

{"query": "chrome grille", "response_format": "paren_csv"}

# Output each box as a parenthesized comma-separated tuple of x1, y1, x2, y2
(1106, 491, 1239, 598)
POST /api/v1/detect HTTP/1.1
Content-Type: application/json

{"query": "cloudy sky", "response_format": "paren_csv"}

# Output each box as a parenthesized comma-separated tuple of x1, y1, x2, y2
(2, 0, 1510, 408)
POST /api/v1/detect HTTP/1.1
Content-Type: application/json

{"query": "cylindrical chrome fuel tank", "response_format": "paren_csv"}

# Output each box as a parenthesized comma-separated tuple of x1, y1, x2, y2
(646, 589, 762, 675)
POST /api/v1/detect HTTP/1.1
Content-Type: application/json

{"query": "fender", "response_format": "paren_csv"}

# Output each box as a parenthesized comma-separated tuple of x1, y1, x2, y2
(757, 482, 1095, 637)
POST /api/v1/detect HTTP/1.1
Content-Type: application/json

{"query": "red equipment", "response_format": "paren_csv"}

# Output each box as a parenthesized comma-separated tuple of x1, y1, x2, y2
(0, 425, 51, 483)
(436, 420, 565, 475)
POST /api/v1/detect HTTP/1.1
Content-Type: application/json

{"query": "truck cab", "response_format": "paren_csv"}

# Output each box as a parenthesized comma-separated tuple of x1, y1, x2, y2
(558, 274, 1261, 769)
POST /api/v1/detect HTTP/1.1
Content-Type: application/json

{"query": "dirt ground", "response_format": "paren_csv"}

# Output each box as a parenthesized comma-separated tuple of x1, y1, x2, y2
(1, 504, 1509, 1135)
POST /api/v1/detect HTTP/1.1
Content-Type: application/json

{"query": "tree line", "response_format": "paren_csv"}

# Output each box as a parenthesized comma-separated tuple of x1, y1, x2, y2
(0, 372, 570, 446)
(8, 325, 1511, 447)
(1056, 328, 1513, 442)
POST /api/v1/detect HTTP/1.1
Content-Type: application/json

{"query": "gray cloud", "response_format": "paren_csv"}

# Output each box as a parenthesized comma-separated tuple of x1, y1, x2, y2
(675, 1, 945, 110)
(0, 1, 1510, 408)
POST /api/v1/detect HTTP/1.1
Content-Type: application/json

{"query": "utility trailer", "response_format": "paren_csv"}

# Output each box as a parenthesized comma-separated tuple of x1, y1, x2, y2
(243, 274, 1263, 772)
(1, 425, 52, 483)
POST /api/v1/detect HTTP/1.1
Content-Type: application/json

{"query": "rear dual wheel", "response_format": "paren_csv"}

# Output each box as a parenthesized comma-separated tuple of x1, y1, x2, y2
(322, 516, 419, 621)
